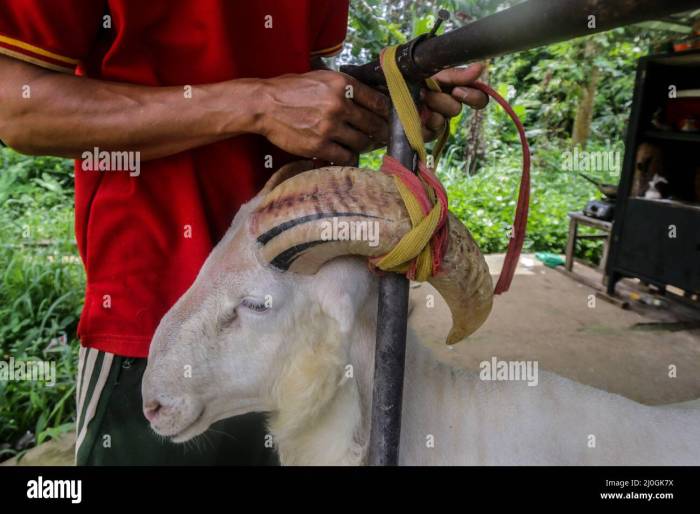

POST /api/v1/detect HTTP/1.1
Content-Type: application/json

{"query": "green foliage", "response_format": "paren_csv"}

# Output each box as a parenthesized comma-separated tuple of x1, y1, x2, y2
(483, 28, 652, 147)
(344, 0, 503, 64)
(0, 148, 83, 460)
(441, 144, 610, 261)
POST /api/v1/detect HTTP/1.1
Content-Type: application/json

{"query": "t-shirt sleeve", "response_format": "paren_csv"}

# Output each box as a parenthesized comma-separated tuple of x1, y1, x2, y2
(0, 0, 105, 73)
(309, 0, 349, 58)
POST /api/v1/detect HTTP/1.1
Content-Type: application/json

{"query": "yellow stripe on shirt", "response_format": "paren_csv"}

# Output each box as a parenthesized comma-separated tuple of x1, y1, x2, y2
(310, 41, 344, 57)
(0, 46, 74, 73)
(0, 33, 78, 65)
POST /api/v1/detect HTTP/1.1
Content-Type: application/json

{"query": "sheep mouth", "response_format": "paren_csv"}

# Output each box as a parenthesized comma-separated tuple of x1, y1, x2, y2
(168, 407, 208, 443)
(167, 399, 266, 443)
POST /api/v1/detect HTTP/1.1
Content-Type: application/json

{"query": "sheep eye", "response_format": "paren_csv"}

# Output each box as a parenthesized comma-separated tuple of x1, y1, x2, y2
(240, 298, 269, 313)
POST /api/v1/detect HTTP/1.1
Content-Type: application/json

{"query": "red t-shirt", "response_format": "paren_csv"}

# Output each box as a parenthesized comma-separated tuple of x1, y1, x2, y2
(0, 0, 349, 357)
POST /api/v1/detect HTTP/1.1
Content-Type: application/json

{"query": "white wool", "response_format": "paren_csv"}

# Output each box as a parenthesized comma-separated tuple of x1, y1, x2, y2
(265, 278, 700, 465)
(400, 339, 700, 465)
(267, 308, 364, 465)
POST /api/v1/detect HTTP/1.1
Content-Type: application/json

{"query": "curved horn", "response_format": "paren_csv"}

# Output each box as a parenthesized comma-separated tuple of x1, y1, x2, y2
(258, 160, 318, 196)
(249, 165, 493, 343)
(429, 212, 493, 343)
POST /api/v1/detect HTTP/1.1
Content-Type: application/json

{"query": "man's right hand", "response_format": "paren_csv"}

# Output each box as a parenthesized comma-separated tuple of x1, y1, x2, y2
(256, 70, 391, 165)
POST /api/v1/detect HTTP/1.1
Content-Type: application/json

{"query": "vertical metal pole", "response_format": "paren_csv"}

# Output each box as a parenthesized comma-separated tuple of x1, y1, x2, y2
(368, 84, 420, 466)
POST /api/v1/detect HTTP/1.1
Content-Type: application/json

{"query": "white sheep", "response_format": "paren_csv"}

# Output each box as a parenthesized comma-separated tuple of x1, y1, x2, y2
(142, 162, 700, 465)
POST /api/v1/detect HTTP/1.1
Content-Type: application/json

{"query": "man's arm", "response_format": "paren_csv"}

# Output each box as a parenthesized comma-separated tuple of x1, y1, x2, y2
(0, 54, 390, 164)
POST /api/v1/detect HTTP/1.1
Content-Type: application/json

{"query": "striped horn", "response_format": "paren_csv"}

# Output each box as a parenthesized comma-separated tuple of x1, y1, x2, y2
(249, 164, 493, 343)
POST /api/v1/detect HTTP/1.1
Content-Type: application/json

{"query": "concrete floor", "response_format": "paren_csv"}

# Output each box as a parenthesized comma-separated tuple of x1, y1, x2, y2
(409, 254, 700, 405)
(6, 253, 700, 465)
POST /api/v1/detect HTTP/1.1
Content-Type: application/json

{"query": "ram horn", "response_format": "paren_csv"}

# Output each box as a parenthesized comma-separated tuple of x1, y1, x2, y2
(249, 164, 493, 343)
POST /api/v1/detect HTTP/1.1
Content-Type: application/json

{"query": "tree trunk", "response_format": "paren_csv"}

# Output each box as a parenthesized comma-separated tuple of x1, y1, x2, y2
(465, 61, 489, 175)
(572, 39, 600, 147)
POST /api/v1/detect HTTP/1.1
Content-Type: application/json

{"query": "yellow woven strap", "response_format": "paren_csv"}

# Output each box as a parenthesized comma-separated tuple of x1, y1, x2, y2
(376, 178, 440, 280)
(373, 45, 448, 282)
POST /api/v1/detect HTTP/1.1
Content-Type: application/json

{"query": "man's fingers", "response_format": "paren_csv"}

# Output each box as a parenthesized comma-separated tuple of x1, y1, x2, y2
(425, 111, 446, 133)
(452, 87, 489, 110)
(423, 90, 462, 118)
(314, 142, 356, 165)
(343, 75, 391, 119)
(432, 63, 485, 87)
(431, 62, 489, 109)
(345, 105, 389, 145)
(332, 124, 373, 154)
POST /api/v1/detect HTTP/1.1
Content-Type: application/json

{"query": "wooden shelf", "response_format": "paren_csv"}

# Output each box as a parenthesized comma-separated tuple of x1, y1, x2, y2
(644, 129, 700, 143)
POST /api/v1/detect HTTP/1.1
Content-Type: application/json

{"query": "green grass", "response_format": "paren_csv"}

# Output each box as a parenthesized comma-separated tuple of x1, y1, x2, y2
(0, 148, 83, 460)
(441, 146, 612, 262)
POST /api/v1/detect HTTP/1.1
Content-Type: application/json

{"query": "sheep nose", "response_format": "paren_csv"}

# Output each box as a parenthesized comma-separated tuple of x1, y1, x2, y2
(143, 400, 162, 422)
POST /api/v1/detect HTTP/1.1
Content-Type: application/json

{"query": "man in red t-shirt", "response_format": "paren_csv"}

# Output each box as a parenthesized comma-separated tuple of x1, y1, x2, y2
(0, 0, 487, 464)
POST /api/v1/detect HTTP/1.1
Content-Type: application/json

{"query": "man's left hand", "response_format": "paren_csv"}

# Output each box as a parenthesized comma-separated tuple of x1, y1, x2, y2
(420, 63, 489, 141)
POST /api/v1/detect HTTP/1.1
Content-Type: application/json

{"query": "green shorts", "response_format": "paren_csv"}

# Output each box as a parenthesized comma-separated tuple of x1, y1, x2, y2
(74, 347, 279, 465)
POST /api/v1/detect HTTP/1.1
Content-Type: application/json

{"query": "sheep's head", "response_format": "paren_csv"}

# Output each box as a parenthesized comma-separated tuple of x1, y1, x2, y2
(142, 161, 493, 444)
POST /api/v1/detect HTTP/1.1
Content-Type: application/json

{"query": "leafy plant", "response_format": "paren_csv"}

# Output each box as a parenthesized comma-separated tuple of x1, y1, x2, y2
(0, 148, 83, 459)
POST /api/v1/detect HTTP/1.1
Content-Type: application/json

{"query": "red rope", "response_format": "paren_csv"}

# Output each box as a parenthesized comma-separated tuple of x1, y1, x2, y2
(470, 81, 531, 294)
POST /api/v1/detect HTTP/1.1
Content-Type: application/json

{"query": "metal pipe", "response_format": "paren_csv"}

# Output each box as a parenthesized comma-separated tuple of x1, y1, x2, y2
(341, 0, 700, 86)
(368, 85, 419, 466)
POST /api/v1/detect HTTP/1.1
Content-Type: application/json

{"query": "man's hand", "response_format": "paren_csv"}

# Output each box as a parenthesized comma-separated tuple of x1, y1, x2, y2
(420, 63, 489, 141)
(257, 70, 391, 165)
